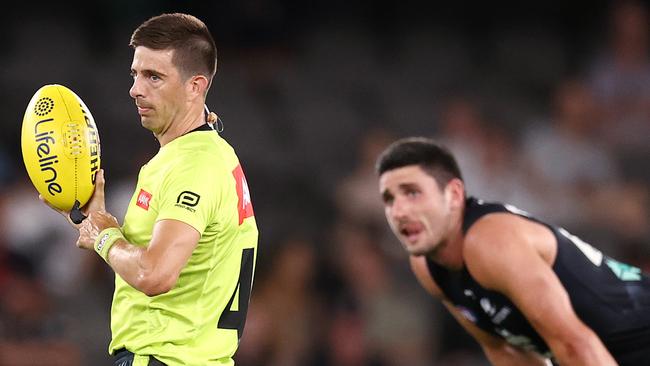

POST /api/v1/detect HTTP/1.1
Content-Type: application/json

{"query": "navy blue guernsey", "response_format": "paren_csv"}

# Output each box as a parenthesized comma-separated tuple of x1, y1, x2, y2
(427, 197, 650, 364)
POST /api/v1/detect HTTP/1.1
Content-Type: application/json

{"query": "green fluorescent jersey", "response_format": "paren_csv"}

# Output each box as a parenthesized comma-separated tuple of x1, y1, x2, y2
(110, 128, 258, 366)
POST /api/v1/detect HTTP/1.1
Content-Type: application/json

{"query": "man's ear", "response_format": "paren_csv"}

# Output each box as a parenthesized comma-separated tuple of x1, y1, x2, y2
(445, 178, 465, 210)
(188, 75, 209, 99)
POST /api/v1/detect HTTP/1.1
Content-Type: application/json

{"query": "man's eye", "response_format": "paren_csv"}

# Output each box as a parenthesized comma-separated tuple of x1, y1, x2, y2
(150, 75, 160, 81)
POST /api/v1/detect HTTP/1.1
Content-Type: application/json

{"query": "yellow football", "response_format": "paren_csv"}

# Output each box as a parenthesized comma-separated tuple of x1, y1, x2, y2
(21, 84, 101, 212)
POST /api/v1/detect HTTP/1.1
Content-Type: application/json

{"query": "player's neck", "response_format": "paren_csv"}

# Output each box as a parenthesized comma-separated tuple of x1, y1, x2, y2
(429, 207, 465, 270)
(157, 105, 205, 146)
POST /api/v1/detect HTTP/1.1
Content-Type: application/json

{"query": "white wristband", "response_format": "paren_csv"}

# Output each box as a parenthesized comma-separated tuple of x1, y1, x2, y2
(94, 227, 124, 263)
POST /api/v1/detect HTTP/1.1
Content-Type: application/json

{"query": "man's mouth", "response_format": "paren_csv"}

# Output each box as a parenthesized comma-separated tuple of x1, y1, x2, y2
(136, 102, 153, 115)
(399, 222, 423, 243)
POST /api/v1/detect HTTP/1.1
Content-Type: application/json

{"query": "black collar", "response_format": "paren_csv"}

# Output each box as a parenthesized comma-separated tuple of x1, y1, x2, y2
(187, 123, 214, 134)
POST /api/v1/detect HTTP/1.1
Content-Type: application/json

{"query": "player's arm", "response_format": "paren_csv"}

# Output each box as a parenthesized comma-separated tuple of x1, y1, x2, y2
(74, 170, 199, 296)
(463, 214, 617, 366)
(410, 256, 549, 366)
(102, 218, 199, 296)
(443, 301, 551, 366)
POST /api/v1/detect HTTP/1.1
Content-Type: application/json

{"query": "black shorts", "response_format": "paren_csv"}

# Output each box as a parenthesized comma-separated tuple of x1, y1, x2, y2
(113, 349, 167, 366)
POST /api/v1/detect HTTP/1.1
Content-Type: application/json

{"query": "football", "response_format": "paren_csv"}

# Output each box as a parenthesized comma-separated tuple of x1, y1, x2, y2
(21, 84, 101, 212)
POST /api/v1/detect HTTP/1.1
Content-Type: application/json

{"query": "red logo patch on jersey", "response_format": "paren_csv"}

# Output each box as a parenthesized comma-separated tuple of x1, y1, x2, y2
(136, 189, 152, 210)
(232, 164, 254, 225)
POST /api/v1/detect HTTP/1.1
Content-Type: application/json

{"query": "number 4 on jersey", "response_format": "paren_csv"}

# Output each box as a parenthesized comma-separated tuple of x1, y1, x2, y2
(219, 164, 255, 339)
(218, 248, 255, 339)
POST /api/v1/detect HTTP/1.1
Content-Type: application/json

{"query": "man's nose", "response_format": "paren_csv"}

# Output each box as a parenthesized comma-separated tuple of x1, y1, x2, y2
(391, 197, 408, 220)
(129, 77, 143, 99)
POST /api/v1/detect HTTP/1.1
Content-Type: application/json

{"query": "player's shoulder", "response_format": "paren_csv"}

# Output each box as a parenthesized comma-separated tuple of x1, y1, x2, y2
(168, 133, 237, 168)
(463, 214, 530, 273)
(464, 211, 540, 255)
(174, 131, 224, 154)
(462, 210, 557, 289)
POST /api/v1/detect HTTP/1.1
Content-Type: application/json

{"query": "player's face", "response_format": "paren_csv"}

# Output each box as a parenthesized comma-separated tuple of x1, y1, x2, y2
(379, 165, 455, 256)
(129, 47, 188, 134)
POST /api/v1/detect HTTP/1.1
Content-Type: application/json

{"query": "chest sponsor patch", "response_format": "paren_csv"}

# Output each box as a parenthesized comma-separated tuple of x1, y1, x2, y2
(136, 189, 152, 210)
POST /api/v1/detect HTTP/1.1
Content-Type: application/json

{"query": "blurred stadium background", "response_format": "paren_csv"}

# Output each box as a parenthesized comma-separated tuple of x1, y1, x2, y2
(1, 1, 649, 365)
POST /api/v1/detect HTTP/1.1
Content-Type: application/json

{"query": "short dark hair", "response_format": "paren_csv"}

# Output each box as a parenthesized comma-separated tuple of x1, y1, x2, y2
(130, 13, 217, 83)
(376, 137, 463, 188)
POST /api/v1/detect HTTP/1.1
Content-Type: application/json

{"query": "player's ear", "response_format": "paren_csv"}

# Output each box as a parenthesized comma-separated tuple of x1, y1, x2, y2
(445, 178, 465, 210)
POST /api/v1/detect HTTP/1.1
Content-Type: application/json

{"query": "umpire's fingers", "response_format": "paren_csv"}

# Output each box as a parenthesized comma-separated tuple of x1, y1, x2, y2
(76, 220, 93, 250)
(85, 169, 107, 213)
(39, 194, 79, 228)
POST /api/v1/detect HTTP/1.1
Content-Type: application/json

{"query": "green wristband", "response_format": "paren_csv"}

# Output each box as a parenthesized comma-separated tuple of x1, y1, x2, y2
(94, 227, 124, 263)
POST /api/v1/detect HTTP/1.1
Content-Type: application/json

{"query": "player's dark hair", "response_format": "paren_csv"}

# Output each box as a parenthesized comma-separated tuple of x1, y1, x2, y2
(130, 13, 217, 85)
(376, 137, 463, 189)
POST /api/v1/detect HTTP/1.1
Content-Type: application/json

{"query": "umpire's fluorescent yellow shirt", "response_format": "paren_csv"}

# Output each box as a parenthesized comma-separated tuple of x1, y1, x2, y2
(110, 127, 258, 366)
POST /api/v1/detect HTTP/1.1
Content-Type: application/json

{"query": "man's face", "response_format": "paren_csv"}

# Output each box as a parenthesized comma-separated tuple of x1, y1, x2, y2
(129, 46, 187, 134)
(379, 165, 455, 256)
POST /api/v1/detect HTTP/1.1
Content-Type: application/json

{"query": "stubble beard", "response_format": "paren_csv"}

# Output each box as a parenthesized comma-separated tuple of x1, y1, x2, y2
(423, 237, 449, 260)
(406, 233, 447, 257)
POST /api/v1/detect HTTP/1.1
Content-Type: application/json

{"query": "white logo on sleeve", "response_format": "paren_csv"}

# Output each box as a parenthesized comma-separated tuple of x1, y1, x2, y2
(242, 176, 251, 208)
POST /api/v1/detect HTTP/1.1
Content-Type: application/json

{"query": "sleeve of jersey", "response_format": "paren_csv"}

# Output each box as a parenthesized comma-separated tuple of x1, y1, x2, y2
(155, 157, 219, 234)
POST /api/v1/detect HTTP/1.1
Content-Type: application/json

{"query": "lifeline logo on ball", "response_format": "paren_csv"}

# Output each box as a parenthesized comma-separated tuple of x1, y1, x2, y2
(33, 116, 61, 195)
